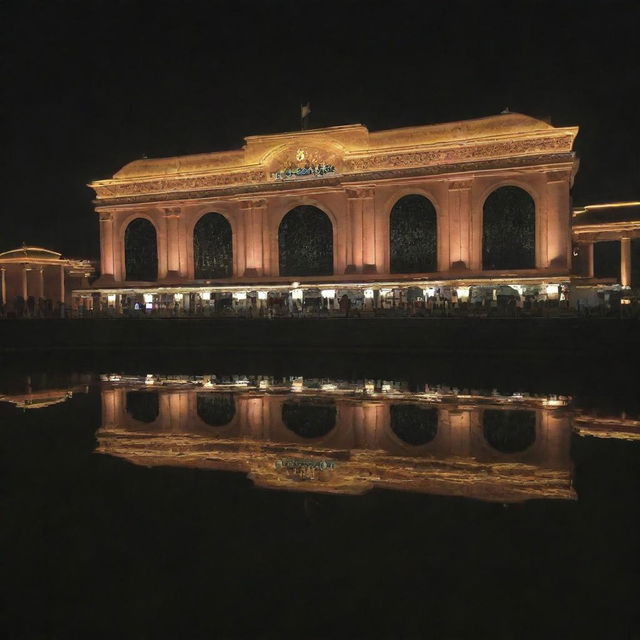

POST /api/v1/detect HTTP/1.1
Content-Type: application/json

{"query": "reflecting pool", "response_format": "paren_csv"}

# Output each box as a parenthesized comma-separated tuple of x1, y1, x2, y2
(2, 366, 639, 638)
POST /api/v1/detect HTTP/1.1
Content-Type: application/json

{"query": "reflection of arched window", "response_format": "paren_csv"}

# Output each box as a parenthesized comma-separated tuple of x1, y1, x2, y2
(483, 410, 536, 453)
(482, 187, 535, 270)
(279, 206, 333, 276)
(125, 218, 158, 281)
(126, 391, 159, 423)
(194, 213, 233, 279)
(390, 404, 438, 445)
(282, 400, 336, 438)
(390, 195, 437, 274)
(196, 393, 235, 426)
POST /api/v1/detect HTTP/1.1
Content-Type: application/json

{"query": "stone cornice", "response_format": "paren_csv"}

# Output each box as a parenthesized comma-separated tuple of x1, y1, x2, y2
(93, 153, 576, 209)
(91, 128, 576, 205)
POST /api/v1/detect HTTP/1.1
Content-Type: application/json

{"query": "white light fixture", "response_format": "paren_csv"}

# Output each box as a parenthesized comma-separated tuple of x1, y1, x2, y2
(546, 284, 559, 297)
(320, 289, 336, 299)
(174, 293, 184, 302)
(456, 287, 470, 300)
(292, 281, 300, 288)
(424, 288, 436, 298)
(258, 291, 268, 300)
(233, 291, 247, 300)
(107, 294, 116, 303)
(291, 289, 303, 300)
(143, 293, 153, 303)
(364, 289, 374, 299)
(200, 292, 211, 301)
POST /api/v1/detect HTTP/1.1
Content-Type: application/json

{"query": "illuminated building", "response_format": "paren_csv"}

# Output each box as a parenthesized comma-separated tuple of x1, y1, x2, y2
(81, 112, 638, 310)
(0, 246, 94, 314)
(571, 202, 640, 290)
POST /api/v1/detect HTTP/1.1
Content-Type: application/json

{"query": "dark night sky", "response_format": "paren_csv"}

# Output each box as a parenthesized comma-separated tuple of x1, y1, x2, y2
(3, 0, 639, 259)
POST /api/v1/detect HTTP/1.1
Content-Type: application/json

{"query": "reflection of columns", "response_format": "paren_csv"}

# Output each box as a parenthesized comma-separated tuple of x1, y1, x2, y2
(159, 391, 188, 431)
(102, 387, 125, 429)
(99, 212, 116, 281)
(621, 237, 631, 287)
(545, 171, 572, 269)
(163, 208, 181, 277)
(345, 187, 376, 273)
(444, 409, 472, 457)
(1, 268, 5, 304)
(539, 410, 572, 469)
(241, 199, 266, 277)
(21, 264, 28, 299)
(448, 180, 473, 270)
(243, 396, 267, 438)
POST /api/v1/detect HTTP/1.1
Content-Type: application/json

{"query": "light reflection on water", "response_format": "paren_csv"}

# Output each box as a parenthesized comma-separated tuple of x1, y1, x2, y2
(3, 372, 638, 503)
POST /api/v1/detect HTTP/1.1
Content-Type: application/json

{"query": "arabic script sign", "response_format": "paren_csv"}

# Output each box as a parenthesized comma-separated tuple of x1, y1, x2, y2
(272, 164, 336, 180)
(272, 147, 336, 180)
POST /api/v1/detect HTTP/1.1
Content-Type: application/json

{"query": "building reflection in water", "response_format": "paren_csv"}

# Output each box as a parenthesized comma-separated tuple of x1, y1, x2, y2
(97, 375, 577, 503)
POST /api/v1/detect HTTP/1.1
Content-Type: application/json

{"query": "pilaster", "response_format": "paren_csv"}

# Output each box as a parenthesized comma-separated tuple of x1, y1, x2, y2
(545, 170, 572, 270)
(346, 187, 376, 273)
(163, 207, 182, 280)
(98, 212, 116, 283)
(448, 179, 473, 271)
(241, 199, 267, 277)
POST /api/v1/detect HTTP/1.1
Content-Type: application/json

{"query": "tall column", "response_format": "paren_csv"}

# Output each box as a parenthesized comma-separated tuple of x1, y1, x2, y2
(59, 264, 65, 306)
(242, 199, 266, 277)
(21, 264, 28, 299)
(585, 242, 594, 278)
(1, 268, 6, 305)
(346, 187, 376, 273)
(448, 180, 473, 270)
(621, 237, 631, 287)
(98, 212, 116, 282)
(37, 267, 44, 300)
(545, 170, 572, 270)
(163, 207, 181, 279)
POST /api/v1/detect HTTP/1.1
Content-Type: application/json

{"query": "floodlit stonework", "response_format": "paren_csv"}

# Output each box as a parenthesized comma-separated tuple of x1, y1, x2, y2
(90, 113, 578, 286)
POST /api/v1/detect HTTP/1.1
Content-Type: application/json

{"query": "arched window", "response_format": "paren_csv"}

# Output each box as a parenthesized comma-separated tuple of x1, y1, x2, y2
(482, 187, 535, 270)
(483, 409, 536, 453)
(282, 400, 336, 439)
(279, 206, 333, 276)
(390, 195, 437, 274)
(390, 404, 438, 445)
(126, 391, 159, 423)
(196, 393, 235, 426)
(124, 218, 158, 281)
(194, 213, 233, 279)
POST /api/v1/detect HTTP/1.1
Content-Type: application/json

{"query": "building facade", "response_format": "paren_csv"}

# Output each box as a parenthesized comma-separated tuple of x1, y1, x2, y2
(86, 113, 585, 309)
(0, 246, 94, 316)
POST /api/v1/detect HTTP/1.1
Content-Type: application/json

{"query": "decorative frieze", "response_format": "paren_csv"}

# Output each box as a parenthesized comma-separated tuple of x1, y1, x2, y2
(93, 170, 267, 199)
(345, 135, 574, 173)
